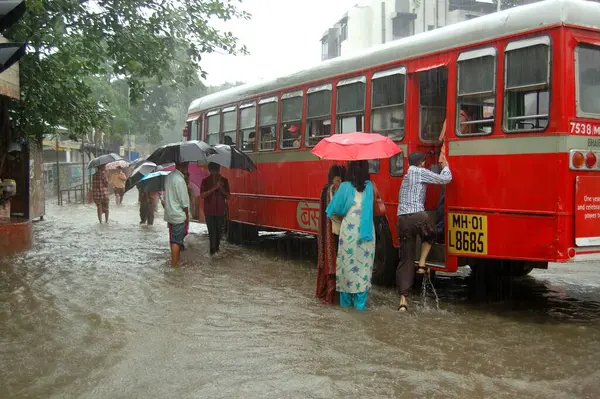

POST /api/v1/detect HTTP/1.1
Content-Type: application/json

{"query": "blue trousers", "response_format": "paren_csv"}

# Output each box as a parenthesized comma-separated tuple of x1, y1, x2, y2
(339, 291, 369, 310)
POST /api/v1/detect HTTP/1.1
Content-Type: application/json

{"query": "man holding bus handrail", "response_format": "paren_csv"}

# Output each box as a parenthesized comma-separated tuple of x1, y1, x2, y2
(436, 107, 473, 238)
(396, 151, 452, 311)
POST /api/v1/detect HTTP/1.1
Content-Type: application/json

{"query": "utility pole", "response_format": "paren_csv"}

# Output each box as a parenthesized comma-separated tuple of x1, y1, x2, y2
(497, 0, 501, 12)
(127, 86, 131, 162)
(81, 143, 85, 204)
(55, 134, 60, 202)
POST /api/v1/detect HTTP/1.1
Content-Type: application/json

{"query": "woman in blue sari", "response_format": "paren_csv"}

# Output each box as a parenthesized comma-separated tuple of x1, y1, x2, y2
(326, 160, 376, 310)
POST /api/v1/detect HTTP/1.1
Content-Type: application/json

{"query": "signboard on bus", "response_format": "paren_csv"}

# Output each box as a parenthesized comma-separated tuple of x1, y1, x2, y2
(575, 176, 600, 247)
(296, 201, 319, 232)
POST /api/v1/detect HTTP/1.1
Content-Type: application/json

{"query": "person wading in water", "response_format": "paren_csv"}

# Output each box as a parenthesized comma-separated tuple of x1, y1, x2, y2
(163, 162, 190, 267)
(315, 164, 346, 304)
(200, 162, 230, 256)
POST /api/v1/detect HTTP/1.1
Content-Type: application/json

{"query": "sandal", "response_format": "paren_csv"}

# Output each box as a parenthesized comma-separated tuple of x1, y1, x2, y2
(416, 265, 428, 274)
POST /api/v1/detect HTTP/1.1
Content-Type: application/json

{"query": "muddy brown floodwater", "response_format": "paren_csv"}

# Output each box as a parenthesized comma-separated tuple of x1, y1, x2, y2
(1, 192, 600, 398)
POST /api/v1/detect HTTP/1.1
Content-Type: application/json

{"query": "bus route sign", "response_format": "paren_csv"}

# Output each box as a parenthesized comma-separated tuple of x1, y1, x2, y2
(575, 176, 600, 247)
(570, 120, 600, 136)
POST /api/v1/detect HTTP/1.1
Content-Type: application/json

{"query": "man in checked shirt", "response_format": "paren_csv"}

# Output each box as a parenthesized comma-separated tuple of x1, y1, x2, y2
(396, 151, 452, 311)
(92, 164, 110, 224)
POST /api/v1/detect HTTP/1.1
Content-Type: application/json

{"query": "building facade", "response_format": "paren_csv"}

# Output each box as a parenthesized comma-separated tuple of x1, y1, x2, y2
(321, 0, 498, 60)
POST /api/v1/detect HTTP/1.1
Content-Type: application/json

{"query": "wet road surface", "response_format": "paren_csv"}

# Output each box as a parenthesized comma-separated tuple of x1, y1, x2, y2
(1, 192, 600, 398)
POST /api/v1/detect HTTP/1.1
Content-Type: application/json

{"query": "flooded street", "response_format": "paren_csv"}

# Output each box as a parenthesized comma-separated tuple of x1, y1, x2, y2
(1, 193, 600, 398)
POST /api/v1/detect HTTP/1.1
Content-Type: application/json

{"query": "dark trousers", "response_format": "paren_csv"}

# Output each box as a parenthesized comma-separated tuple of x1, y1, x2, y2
(139, 199, 155, 225)
(206, 215, 224, 254)
(396, 212, 436, 297)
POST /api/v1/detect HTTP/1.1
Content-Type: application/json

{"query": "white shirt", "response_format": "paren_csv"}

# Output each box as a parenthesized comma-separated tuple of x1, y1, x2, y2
(397, 165, 452, 215)
(163, 169, 190, 225)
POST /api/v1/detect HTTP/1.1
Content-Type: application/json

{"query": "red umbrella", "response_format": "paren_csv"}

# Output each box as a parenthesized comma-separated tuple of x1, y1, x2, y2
(311, 132, 401, 160)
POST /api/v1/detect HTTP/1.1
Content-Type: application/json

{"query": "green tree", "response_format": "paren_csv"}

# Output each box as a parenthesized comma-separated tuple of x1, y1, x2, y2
(3, 0, 249, 145)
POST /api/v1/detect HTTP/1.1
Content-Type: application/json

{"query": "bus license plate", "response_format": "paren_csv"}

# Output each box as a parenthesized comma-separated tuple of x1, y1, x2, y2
(447, 213, 488, 255)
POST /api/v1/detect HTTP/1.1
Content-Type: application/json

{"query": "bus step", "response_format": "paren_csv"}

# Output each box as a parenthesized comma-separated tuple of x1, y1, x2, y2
(415, 260, 446, 270)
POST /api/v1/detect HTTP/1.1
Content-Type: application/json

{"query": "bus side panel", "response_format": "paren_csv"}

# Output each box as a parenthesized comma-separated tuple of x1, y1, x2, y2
(446, 151, 563, 261)
(447, 152, 561, 214)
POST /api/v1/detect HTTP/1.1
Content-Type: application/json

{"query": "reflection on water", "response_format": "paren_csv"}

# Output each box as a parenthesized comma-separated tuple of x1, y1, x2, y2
(1, 193, 600, 398)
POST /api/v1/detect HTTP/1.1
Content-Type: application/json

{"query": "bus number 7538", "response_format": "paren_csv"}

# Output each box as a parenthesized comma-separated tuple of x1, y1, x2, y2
(570, 121, 600, 136)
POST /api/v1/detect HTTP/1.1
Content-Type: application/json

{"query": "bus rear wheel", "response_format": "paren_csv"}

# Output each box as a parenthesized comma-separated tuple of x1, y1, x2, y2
(371, 217, 397, 286)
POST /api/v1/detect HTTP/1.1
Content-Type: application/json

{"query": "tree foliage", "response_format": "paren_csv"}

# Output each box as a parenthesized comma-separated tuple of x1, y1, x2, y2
(4, 0, 249, 143)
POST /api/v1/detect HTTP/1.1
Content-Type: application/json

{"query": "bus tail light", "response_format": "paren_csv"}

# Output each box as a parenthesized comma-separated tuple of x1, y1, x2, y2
(570, 150, 600, 170)
(585, 152, 597, 169)
(571, 151, 585, 169)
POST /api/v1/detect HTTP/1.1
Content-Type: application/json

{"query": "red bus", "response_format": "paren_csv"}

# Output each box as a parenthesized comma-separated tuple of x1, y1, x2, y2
(185, 0, 600, 283)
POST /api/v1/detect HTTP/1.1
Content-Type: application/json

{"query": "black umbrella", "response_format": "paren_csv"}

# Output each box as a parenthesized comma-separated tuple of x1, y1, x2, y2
(87, 153, 123, 169)
(129, 156, 148, 170)
(147, 140, 214, 165)
(208, 144, 256, 171)
(124, 161, 157, 193)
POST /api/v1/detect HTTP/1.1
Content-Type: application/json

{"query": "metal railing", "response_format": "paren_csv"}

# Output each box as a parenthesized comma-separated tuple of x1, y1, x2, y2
(58, 183, 90, 206)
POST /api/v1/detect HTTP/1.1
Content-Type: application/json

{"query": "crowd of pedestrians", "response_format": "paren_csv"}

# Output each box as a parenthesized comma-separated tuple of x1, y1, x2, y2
(89, 144, 450, 310)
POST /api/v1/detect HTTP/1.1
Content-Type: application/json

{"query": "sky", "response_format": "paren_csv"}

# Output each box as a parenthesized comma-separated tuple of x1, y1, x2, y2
(201, 0, 360, 86)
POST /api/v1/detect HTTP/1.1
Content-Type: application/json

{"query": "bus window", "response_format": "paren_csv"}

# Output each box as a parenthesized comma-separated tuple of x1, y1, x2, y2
(306, 84, 332, 147)
(189, 119, 198, 141)
(371, 67, 406, 141)
(206, 110, 220, 145)
(504, 36, 550, 132)
(390, 152, 404, 176)
(240, 102, 256, 152)
(368, 160, 380, 174)
(419, 67, 448, 142)
(457, 47, 496, 135)
(197, 116, 203, 141)
(258, 97, 278, 151)
(337, 76, 366, 133)
(576, 43, 600, 118)
(222, 106, 237, 145)
(280, 90, 303, 149)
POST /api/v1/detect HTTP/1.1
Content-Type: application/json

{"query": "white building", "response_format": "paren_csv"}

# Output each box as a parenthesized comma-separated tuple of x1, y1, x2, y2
(321, 0, 498, 60)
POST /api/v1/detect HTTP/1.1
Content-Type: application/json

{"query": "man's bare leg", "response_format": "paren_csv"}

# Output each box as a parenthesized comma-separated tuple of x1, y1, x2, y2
(399, 295, 408, 311)
(170, 243, 181, 267)
(417, 241, 432, 271)
(96, 204, 103, 223)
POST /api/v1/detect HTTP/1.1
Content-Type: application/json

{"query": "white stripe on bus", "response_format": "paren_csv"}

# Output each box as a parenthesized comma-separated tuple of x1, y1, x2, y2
(449, 134, 598, 156)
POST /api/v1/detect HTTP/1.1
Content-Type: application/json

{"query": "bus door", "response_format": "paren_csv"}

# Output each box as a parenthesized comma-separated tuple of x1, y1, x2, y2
(414, 64, 448, 168)
(408, 63, 449, 265)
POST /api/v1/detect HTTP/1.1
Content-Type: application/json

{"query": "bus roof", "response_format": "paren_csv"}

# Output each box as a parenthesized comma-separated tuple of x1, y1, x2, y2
(188, 0, 600, 116)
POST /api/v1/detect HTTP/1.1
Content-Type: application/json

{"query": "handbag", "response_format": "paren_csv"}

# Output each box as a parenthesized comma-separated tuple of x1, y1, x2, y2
(328, 186, 342, 235)
(373, 184, 386, 216)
